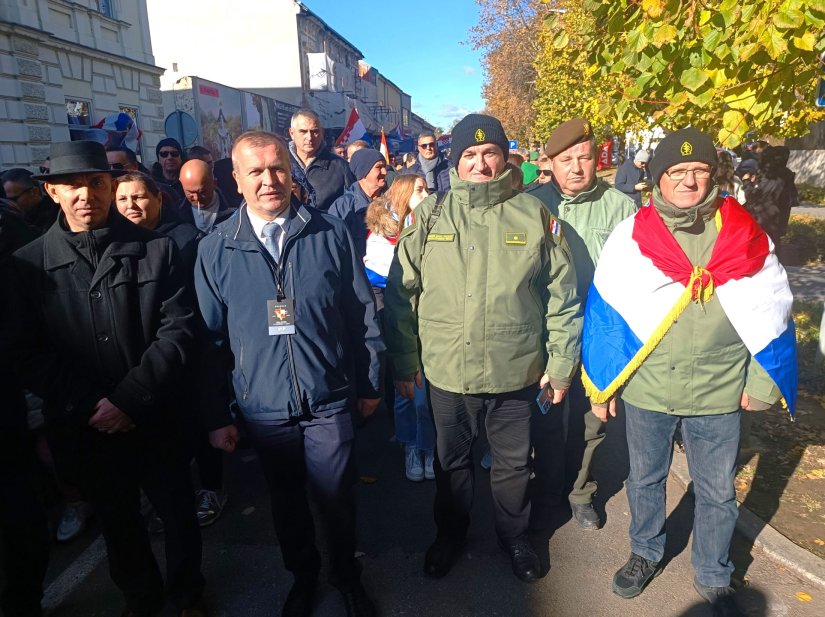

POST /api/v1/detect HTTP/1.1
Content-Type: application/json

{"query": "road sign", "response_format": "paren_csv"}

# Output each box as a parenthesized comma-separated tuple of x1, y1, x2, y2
(818, 52, 825, 108)
(509, 139, 518, 150)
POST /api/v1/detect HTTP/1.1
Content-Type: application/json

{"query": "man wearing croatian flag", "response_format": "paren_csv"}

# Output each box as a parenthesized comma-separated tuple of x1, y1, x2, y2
(582, 127, 796, 615)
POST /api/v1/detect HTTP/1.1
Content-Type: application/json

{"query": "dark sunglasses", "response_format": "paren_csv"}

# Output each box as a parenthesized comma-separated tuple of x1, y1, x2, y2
(537, 170, 552, 177)
(159, 150, 180, 158)
(110, 163, 126, 170)
(39, 166, 49, 174)
(418, 142, 436, 150)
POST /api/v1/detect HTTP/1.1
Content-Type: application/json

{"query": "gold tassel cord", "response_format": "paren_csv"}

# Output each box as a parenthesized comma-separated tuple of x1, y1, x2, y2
(581, 284, 694, 403)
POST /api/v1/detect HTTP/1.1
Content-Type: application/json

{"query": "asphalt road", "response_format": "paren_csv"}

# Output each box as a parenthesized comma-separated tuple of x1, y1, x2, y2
(33, 403, 825, 617)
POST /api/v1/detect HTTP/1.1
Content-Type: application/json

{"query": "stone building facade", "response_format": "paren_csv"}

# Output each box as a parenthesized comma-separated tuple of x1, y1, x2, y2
(0, 0, 165, 171)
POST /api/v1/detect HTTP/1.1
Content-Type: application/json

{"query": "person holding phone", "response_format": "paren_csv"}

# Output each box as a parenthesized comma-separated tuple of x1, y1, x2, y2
(385, 114, 582, 584)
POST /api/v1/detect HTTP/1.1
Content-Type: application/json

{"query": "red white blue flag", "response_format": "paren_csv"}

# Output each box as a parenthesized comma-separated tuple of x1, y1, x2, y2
(581, 196, 798, 416)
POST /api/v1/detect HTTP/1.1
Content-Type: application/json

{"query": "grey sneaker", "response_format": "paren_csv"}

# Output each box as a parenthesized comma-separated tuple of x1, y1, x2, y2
(195, 489, 227, 527)
(693, 577, 743, 617)
(612, 553, 661, 598)
(56, 501, 91, 542)
(423, 449, 435, 480)
(405, 445, 424, 482)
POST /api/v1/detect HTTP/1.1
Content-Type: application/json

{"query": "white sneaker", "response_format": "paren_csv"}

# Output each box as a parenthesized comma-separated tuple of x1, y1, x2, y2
(404, 445, 424, 482)
(196, 489, 228, 527)
(423, 449, 435, 480)
(56, 501, 91, 542)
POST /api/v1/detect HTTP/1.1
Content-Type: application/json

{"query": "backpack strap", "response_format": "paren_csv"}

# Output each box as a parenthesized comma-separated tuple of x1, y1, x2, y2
(420, 191, 448, 258)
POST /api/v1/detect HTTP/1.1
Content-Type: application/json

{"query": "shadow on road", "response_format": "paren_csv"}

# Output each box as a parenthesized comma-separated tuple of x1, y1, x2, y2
(591, 401, 630, 527)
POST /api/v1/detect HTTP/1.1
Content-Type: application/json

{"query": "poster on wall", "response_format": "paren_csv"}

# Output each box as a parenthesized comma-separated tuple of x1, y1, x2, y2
(243, 92, 273, 132)
(273, 100, 301, 139)
(194, 78, 242, 159)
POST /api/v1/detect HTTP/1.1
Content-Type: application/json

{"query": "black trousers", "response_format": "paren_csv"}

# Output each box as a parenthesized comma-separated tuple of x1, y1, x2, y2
(46, 421, 204, 615)
(245, 412, 360, 590)
(0, 426, 49, 617)
(429, 384, 534, 541)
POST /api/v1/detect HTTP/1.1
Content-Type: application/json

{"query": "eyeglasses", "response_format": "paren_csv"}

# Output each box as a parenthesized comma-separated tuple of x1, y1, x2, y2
(537, 170, 552, 177)
(664, 167, 713, 181)
(110, 163, 126, 170)
(159, 150, 180, 159)
(418, 142, 436, 150)
(39, 166, 49, 174)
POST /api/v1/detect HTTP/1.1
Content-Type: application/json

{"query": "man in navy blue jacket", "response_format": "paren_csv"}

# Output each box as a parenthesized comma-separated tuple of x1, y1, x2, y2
(288, 109, 355, 211)
(195, 131, 384, 617)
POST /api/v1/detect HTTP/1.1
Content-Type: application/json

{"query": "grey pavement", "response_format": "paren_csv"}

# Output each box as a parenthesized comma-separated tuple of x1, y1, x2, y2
(786, 263, 825, 303)
(794, 203, 825, 219)
(39, 407, 825, 617)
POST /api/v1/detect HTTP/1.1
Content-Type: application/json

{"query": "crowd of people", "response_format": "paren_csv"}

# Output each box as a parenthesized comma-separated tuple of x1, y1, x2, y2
(0, 109, 800, 617)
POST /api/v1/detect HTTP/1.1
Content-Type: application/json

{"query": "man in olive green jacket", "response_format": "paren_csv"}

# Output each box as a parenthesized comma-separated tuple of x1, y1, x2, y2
(527, 118, 637, 531)
(595, 128, 784, 616)
(384, 114, 582, 584)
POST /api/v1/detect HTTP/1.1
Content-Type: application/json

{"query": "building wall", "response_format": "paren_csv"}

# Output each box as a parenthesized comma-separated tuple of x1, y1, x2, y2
(146, 0, 303, 101)
(785, 122, 825, 187)
(297, 13, 359, 97)
(0, 0, 165, 169)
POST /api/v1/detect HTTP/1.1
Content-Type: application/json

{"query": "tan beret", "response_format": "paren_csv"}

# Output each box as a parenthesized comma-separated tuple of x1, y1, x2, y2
(544, 118, 594, 158)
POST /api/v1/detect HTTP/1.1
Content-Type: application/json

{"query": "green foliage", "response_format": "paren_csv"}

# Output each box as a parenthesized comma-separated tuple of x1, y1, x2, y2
(556, 0, 825, 146)
(784, 214, 825, 263)
(796, 183, 825, 205)
(532, 1, 647, 141)
(792, 299, 825, 396)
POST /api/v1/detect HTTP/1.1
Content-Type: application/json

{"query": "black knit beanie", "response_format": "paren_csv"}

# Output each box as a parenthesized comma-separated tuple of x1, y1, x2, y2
(649, 127, 718, 185)
(449, 114, 509, 166)
(156, 137, 183, 159)
(349, 148, 385, 181)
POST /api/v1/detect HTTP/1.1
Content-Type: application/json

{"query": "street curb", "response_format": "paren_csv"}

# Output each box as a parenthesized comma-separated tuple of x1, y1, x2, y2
(669, 449, 825, 591)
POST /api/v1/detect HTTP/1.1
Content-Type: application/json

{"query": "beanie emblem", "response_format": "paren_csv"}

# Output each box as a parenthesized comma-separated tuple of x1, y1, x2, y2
(681, 141, 693, 156)
(583, 122, 591, 136)
(475, 128, 486, 142)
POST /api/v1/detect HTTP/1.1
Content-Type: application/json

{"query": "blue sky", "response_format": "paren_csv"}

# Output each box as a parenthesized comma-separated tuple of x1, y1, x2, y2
(301, 0, 486, 130)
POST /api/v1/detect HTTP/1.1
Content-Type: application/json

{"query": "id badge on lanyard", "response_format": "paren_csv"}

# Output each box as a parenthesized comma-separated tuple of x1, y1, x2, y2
(267, 299, 296, 335)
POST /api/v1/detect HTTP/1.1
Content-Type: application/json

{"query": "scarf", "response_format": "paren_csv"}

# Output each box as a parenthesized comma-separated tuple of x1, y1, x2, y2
(419, 154, 439, 191)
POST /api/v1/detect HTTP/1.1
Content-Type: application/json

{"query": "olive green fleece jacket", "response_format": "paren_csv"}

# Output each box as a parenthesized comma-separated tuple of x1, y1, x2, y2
(383, 168, 583, 395)
(527, 180, 637, 298)
(620, 186, 781, 415)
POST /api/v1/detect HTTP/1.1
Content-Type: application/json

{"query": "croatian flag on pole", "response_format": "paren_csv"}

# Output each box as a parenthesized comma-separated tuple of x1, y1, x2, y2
(581, 196, 798, 417)
(336, 108, 368, 146)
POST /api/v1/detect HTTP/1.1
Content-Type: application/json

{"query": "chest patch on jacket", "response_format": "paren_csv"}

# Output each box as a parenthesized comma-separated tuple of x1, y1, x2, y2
(427, 233, 455, 242)
(548, 218, 563, 239)
(504, 232, 527, 245)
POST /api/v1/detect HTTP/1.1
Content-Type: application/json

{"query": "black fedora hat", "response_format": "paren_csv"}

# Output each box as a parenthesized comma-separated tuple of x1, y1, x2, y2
(33, 140, 124, 181)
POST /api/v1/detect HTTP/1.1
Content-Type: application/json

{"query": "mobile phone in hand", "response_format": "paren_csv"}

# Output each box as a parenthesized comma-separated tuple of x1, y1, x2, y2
(536, 384, 554, 415)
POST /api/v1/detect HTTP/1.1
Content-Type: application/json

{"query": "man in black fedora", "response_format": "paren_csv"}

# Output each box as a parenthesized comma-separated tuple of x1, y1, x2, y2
(6, 141, 207, 617)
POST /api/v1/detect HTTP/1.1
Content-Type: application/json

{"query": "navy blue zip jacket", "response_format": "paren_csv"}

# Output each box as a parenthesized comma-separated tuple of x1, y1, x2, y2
(328, 182, 371, 260)
(194, 201, 384, 430)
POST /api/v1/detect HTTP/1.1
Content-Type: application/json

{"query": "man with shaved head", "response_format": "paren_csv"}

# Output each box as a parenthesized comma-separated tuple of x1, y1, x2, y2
(177, 159, 236, 234)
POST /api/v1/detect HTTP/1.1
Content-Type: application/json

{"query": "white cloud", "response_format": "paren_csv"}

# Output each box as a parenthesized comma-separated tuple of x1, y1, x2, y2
(439, 104, 472, 122)
(463, 66, 476, 76)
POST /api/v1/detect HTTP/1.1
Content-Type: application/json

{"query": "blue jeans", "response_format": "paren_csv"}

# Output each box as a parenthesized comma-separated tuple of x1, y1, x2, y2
(624, 402, 741, 587)
(394, 375, 435, 451)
